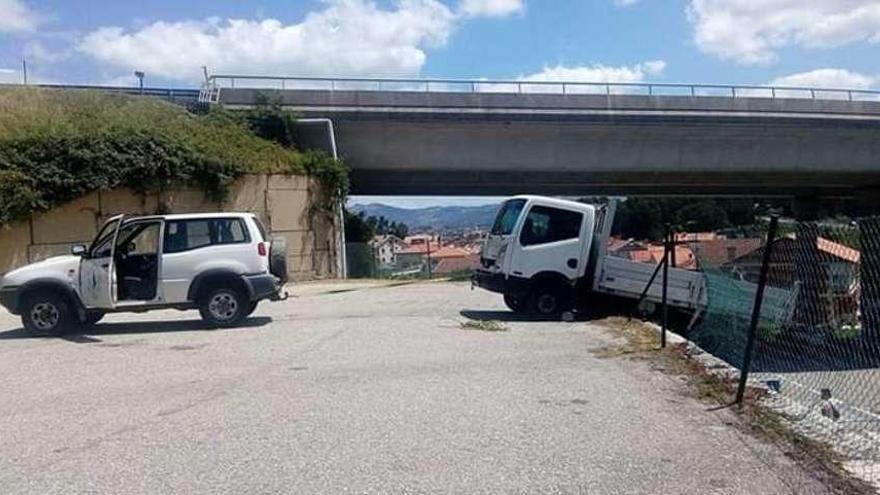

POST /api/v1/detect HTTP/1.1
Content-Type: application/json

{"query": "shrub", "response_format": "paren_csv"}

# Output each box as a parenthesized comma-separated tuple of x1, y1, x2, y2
(0, 88, 305, 226)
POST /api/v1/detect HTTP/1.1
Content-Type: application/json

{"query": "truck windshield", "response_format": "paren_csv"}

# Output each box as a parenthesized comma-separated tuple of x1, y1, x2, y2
(490, 199, 526, 235)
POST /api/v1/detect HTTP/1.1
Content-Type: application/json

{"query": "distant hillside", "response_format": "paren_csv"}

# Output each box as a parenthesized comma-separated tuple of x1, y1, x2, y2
(350, 203, 500, 231)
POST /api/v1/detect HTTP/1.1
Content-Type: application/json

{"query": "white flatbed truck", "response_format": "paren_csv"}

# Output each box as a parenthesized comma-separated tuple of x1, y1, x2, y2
(472, 195, 707, 316)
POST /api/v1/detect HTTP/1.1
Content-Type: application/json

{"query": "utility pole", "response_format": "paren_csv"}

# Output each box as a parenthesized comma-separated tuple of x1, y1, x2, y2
(21, 59, 27, 85)
(426, 236, 433, 279)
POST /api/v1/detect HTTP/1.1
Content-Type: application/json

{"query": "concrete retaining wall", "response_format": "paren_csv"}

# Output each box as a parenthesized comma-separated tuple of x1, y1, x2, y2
(0, 174, 340, 281)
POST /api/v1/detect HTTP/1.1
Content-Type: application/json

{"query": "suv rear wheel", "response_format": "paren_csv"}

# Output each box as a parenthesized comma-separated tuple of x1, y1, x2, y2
(21, 291, 75, 336)
(198, 287, 248, 327)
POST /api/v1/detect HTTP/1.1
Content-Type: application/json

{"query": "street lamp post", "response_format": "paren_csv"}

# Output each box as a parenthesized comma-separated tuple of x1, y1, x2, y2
(134, 71, 145, 94)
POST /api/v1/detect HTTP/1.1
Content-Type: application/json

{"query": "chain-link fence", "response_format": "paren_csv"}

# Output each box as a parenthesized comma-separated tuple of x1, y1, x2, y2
(686, 217, 880, 488)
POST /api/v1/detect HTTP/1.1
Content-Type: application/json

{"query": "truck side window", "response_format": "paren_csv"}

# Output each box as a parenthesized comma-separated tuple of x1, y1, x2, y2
(520, 206, 583, 246)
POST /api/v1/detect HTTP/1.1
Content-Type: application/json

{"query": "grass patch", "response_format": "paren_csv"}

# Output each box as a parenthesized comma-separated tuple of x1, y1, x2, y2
(460, 320, 508, 332)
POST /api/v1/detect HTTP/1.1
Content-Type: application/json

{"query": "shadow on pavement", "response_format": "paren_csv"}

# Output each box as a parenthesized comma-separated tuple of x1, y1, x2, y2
(0, 316, 272, 342)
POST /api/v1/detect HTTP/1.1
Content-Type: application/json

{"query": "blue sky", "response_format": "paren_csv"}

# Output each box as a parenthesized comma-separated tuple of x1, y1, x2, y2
(1, 0, 878, 208)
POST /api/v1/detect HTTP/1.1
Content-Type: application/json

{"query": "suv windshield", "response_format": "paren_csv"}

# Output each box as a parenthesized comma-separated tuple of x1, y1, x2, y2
(490, 199, 526, 235)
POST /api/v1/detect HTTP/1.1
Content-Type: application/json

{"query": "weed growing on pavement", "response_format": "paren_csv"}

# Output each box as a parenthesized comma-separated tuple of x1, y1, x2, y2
(460, 320, 508, 332)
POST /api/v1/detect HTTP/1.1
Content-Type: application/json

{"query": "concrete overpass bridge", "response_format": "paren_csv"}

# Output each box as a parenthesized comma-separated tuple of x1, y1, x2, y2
(203, 76, 880, 200)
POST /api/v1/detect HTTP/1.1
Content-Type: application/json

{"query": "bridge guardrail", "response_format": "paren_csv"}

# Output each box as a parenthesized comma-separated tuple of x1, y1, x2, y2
(205, 75, 880, 102)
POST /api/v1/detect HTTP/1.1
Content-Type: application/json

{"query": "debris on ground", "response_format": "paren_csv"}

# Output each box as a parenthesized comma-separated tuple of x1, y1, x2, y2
(460, 319, 508, 332)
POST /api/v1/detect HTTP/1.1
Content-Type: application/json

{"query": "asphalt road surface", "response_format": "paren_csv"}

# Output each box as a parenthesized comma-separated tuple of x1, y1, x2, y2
(0, 281, 834, 494)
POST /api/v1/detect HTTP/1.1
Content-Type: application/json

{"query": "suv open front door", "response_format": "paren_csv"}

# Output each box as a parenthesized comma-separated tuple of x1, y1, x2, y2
(79, 215, 123, 309)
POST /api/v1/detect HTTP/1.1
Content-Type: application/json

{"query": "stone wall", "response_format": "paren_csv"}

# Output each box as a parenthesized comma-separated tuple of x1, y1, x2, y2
(0, 174, 341, 281)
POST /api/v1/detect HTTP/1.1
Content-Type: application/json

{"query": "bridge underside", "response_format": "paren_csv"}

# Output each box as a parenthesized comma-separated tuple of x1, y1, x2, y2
(222, 88, 880, 198)
(348, 170, 875, 197)
(327, 116, 880, 198)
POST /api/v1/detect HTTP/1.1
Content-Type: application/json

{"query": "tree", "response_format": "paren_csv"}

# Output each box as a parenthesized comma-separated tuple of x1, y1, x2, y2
(344, 209, 375, 243)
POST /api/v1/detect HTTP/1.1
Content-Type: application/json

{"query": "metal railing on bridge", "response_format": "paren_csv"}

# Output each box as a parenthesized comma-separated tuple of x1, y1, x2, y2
(0, 82, 201, 104)
(203, 74, 880, 103)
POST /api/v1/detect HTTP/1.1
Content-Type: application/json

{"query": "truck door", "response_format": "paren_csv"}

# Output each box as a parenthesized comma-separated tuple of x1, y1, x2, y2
(508, 204, 586, 281)
(79, 215, 122, 309)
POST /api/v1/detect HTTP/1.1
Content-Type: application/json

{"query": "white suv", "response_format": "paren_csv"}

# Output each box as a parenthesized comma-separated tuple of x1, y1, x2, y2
(0, 213, 288, 336)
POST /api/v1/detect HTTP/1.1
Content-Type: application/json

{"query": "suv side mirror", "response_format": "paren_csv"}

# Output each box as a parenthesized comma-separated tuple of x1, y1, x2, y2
(71, 244, 87, 256)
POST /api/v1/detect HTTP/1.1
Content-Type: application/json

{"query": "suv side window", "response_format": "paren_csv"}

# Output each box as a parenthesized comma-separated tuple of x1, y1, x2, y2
(519, 206, 583, 246)
(163, 218, 250, 254)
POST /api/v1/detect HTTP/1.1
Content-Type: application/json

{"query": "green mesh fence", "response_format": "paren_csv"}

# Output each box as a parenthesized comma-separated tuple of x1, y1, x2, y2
(345, 242, 434, 280)
(687, 218, 880, 488)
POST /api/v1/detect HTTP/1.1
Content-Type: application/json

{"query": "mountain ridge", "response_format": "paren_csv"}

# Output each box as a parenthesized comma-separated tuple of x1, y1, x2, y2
(349, 203, 500, 231)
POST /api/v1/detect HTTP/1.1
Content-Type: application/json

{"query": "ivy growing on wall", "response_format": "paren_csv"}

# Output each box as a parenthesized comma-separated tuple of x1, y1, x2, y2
(208, 94, 350, 209)
(0, 88, 348, 227)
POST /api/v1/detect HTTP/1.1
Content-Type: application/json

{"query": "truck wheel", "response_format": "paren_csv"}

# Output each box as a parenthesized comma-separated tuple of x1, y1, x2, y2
(198, 286, 247, 327)
(269, 235, 289, 284)
(503, 294, 527, 313)
(529, 286, 571, 317)
(20, 291, 74, 336)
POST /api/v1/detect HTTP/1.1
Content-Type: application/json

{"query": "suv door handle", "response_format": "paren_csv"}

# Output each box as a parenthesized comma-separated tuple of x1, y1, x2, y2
(567, 258, 578, 269)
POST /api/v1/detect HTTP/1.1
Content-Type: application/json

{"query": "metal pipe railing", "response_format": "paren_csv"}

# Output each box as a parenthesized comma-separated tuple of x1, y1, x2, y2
(204, 74, 880, 101)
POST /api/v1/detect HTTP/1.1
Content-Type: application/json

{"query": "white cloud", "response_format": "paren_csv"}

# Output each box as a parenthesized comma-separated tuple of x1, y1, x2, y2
(687, 0, 880, 64)
(520, 60, 666, 83)
(613, 0, 640, 7)
(0, 68, 20, 83)
(770, 68, 876, 89)
(459, 0, 524, 18)
(77, 0, 457, 83)
(0, 0, 38, 32)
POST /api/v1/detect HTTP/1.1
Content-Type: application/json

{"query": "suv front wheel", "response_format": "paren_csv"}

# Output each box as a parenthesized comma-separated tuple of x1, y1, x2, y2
(198, 287, 248, 327)
(21, 291, 75, 336)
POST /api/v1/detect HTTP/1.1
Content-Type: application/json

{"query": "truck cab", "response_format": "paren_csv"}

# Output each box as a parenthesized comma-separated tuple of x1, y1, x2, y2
(474, 196, 597, 315)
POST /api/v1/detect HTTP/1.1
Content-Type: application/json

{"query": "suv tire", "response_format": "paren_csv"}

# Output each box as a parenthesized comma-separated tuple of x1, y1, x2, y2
(21, 291, 75, 336)
(243, 301, 258, 317)
(198, 286, 248, 327)
(269, 235, 288, 284)
(83, 312, 104, 326)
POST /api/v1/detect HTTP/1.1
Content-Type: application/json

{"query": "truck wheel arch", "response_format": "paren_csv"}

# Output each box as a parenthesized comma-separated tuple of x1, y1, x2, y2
(529, 271, 572, 289)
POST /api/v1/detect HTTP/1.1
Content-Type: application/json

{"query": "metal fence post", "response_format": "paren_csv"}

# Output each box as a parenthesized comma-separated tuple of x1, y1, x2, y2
(661, 226, 671, 348)
(736, 215, 780, 405)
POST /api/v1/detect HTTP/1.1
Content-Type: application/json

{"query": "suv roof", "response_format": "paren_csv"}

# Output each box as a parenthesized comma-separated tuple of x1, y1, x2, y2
(115, 212, 255, 223)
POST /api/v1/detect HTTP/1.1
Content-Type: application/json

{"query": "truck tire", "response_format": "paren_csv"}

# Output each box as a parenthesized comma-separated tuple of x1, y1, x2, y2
(198, 286, 248, 327)
(269, 235, 288, 284)
(503, 294, 527, 313)
(20, 290, 75, 336)
(529, 285, 571, 317)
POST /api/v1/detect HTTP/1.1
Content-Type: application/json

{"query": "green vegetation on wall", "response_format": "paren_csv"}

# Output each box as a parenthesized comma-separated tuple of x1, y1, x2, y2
(0, 88, 348, 227)
(209, 96, 349, 210)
